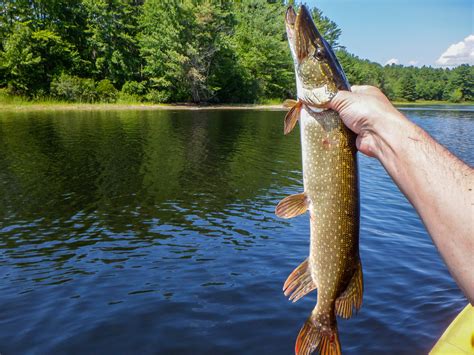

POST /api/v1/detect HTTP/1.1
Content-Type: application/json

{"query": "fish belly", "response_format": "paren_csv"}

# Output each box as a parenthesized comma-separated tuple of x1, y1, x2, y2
(299, 107, 360, 308)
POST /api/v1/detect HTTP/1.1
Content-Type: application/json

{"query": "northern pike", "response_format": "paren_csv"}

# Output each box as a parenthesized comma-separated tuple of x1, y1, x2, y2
(275, 5, 362, 355)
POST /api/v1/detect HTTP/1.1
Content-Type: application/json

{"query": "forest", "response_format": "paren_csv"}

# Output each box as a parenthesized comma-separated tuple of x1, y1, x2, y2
(0, 0, 473, 104)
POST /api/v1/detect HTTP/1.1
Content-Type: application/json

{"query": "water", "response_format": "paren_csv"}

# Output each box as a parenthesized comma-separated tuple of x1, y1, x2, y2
(0, 107, 472, 354)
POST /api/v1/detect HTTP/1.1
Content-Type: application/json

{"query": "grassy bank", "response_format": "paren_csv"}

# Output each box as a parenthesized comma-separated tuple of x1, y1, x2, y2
(0, 97, 472, 112)
(0, 100, 285, 112)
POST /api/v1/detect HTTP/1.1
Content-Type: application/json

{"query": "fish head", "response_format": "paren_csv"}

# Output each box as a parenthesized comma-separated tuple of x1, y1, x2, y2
(286, 5, 349, 107)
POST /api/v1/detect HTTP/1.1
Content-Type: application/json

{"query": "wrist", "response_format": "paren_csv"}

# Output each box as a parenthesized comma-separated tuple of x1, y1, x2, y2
(370, 110, 412, 162)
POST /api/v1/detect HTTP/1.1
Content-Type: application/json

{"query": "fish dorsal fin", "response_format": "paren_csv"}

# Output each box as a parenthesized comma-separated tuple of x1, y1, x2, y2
(283, 258, 316, 302)
(335, 259, 363, 319)
(275, 192, 308, 218)
(284, 100, 302, 135)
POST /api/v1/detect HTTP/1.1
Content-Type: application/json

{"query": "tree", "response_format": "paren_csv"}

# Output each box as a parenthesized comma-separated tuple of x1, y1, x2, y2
(399, 73, 417, 101)
(0, 0, 473, 103)
(182, 1, 234, 103)
(227, 0, 294, 102)
(82, 0, 141, 86)
(311, 7, 342, 48)
(444, 65, 474, 101)
(0, 23, 77, 95)
(138, 0, 190, 102)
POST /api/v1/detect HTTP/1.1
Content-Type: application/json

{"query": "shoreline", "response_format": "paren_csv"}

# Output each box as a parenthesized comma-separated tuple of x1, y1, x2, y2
(0, 102, 286, 112)
(0, 101, 472, 112)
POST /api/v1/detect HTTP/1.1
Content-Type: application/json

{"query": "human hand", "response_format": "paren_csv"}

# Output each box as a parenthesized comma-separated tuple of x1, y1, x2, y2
(328, 85, 406, 158)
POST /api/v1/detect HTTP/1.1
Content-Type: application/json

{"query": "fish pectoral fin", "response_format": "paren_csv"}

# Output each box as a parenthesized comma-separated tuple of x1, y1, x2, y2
(335, 259, 363, 319)
(283, 258, 316, 302)
(283, 99, 298, 108)
(295, 316, 341, 355)
(284, 100, 302, 135)
(275, 192, 308, 219)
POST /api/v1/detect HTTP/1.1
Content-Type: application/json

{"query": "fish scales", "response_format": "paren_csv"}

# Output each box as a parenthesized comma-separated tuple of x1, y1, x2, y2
(276, 5, 363, 355)
(301, 109, 359, 315)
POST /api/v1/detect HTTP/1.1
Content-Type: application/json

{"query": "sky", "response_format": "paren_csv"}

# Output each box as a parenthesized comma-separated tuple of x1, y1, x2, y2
(306, 0, 473, 67)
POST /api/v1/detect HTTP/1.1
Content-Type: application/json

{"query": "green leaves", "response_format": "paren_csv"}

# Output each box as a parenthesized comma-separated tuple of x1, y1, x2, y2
(96, 79, 118, 102)
(138, 0, 189, 102)
(82, 0, 140, 86)
(0, 23, 76, 94)
(50, 73, 97, 102)
(400, 74, 417, 102)
(311, 8, 342, 49)
(227, 0, 293, 102)
(0, 1, 471, 103)
(335, 49, 474, 102)
(444, 65, 474, 101)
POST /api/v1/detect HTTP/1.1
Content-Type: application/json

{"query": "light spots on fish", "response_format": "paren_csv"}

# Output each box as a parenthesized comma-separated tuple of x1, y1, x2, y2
(299, 107, 359, 320)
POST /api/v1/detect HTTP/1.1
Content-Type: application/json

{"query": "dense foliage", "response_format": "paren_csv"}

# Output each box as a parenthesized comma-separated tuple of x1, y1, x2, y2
(337, 51, 473, 102)
(0, 0, 472, 103)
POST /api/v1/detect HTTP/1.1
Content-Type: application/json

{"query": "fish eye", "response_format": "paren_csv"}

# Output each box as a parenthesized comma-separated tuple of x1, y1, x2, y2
(315, 48, 325, 59)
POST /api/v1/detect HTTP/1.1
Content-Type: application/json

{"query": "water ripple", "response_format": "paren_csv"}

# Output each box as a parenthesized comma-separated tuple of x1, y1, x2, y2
(0, 108, 471, 354)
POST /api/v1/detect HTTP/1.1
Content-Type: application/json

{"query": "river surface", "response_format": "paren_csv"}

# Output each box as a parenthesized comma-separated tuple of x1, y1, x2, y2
(0, 106, 472, 354)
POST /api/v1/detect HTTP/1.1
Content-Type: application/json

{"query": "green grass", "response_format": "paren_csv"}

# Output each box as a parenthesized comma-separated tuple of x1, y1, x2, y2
(0, 90, 284, 111)
(258, 98, 285, 105)
(0, 89, 68, 106)
(0, 98, 282, 112)
(1, 89, 472, 112)
(0, 89, 158, 111)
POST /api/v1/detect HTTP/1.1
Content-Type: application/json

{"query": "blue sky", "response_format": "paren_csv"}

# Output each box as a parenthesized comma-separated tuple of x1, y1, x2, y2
(306, 0, 473, 67)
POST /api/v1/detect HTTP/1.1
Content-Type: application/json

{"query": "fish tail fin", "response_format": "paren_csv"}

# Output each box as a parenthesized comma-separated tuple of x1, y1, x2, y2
(295, 317, 341, 355)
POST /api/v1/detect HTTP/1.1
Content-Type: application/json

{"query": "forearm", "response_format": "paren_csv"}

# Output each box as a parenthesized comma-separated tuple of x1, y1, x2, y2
(374, 112, 474, 303)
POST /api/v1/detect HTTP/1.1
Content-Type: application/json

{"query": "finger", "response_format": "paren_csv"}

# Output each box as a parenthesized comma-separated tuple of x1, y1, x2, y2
(356, 133, 377, 158)
(327, 90, 352, 111)
(350, 85, 377, 94)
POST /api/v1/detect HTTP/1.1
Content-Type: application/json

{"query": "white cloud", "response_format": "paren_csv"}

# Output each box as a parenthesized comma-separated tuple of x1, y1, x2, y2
(408, 60, 418, 66)
(436, 35, 474, 67)
(384, 58, 399, 66)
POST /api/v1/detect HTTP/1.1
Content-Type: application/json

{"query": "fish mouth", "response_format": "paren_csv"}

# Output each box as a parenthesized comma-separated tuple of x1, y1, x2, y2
(285, 4, 349, 101)
(286, 5, 325, 64)
(286, 5, 297, 27)
(285, 6, 297, 60)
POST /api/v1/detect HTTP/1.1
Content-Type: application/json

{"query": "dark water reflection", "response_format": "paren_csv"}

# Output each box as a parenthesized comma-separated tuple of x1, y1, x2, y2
(0, 107, 472, 354)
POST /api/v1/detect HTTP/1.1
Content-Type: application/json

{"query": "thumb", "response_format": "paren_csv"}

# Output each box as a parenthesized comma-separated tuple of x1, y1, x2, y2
(328, 90, 353, 113)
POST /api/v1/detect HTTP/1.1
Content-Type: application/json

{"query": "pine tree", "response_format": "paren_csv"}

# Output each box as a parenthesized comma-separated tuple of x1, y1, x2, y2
(400, 74, 417, 101)
(83, 0, 141, 86)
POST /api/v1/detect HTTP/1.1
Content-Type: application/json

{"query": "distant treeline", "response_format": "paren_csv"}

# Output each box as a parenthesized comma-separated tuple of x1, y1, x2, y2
(0, 0, 472, 103)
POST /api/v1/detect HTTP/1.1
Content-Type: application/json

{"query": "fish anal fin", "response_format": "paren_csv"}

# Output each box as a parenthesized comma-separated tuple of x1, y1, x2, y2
(283, 258, 316, 302)
(295, 317, 341, 355)
(275, 192, 308, 219)
(284, 101, 302, 135)
(335, 260, 363, 319)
